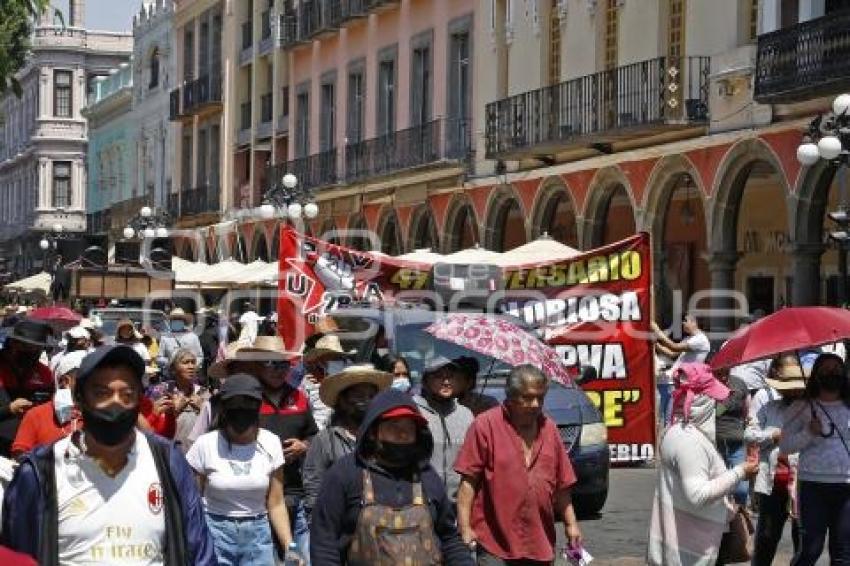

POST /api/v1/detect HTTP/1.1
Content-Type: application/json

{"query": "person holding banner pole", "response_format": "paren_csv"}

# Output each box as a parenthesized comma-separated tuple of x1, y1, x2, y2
(652, 316, 711, 424)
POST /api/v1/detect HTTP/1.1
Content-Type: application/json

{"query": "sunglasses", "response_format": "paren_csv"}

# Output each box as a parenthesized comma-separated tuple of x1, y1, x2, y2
(262, 360, 291, 371)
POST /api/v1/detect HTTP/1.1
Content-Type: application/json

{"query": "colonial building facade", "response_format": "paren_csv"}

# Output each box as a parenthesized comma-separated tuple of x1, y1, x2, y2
(166, 0, 850, 328)
(0, 0, 131, 276)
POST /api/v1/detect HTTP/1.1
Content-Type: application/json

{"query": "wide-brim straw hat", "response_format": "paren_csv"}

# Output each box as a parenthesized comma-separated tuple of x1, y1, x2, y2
(319, 364, 393, 408)
(168, 307, 192, 321)
(765, 361, 806, 391)
(303, 334, 355, 363)
(207, 336, 298, 381)
(116, 318, 142, 341)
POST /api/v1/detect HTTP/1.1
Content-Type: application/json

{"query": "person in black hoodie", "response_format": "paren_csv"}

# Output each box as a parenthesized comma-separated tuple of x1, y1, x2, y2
(310, 389, 473, 566)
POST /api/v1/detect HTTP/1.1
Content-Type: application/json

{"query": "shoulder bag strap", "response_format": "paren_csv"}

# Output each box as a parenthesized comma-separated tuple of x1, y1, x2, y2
(814, 401, 850, 458)
(147, 436, 188, 566)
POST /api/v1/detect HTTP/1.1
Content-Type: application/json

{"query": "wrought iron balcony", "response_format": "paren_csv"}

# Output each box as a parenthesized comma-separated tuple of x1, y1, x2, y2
(279, 0, 395, 48)
(179, 185, 221, 217)
(170, 75, 222, 120)
(345, 118, 470, 183)
(485, 56, 710, 160)
(754, 9, 850, 103)
(269, 149, 338, 193)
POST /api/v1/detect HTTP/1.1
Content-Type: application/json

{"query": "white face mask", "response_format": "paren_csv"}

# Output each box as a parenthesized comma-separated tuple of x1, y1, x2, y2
(391, 377, 411, 392)
(54, 388, 74, 424)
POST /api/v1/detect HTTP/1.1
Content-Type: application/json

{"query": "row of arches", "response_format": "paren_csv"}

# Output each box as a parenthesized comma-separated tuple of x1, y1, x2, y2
(174, 135, 845, 325)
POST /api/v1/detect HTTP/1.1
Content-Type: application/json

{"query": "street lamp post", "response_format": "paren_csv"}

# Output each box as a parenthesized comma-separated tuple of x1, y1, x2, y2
(797, 93, 850, 306)
(124, 206, 171, 240)
(258, 173, 319, 221)
(39, 223, 72, 268)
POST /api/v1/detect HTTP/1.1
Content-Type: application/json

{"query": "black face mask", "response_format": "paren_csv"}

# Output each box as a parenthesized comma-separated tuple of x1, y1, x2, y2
(819, 373, 845, 393)
(375, 440, 421, 469)
(82, 403, 139, 446)
(225, 409, 259, 435)
(348, 400, 370, 421)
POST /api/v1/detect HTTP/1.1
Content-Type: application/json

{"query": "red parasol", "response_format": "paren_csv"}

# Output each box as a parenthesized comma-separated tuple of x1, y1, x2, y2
(424, 313, 573, 385)
(27, 306, 82, 327)
(710, 307, 850, 370)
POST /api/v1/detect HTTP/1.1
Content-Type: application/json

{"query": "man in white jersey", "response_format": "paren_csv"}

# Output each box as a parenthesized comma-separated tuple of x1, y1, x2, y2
(1, 344, 216, 565)
(652, 314, 712, 423)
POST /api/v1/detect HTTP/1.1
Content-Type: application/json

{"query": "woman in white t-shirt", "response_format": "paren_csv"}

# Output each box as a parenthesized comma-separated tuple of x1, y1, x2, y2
(186, 374, 299, 565)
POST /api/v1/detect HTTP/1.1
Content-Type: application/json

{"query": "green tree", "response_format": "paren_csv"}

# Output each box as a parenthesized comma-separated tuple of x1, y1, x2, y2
(0, 0, 61, 96)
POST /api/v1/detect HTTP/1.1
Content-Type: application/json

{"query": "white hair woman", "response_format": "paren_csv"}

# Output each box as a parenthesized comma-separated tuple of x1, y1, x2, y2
(647, 363, 759, 566)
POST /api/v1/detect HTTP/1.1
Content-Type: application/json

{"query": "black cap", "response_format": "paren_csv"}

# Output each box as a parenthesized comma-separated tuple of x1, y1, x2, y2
(75, 345, 145, 396)
(422, 356, 459, 376)
(7, 319, 55, 348)
(219, 373, 263, 402)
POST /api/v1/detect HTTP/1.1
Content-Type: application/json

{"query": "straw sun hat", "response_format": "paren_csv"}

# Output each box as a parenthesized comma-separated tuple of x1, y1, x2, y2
(319, 364, 393, 408)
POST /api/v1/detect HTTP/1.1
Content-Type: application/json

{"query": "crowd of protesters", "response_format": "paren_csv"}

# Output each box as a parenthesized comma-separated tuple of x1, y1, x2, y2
(0, 304, 584, 566)
(651, 313, 850, 566)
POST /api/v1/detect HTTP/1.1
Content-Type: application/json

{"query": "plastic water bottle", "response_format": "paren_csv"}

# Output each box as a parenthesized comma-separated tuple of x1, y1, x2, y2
(283, 542, 302, 566)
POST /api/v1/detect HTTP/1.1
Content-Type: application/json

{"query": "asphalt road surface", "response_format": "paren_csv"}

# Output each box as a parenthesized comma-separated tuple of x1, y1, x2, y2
(564, 467, 823, 565)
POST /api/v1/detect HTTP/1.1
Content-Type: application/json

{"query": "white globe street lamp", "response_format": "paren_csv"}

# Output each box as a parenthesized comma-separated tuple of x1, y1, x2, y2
(834, 93, 850, 117)
(140, 206, 152, 218)
(304, 202, 319, 219)
(39, 239, 49, 251)
(123, 226, 135, 240)
(287, 202, 302, 219)
(143, 227, 156, 239)
(819, 135, 843, 161)
(259, 204, 276, 220)
(282, 173, 297, 190)
(155, 227, 169, 238)
(797, 142, 820, 166)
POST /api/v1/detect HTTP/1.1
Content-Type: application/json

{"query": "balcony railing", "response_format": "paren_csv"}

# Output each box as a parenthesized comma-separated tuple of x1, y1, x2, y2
(346, 119, 461, 183)
(484, 55, 710, 159)
(270, 149, 338, 192)
(179, 184, 220, 217)
(169, 75, 221, 120)
(280, 0, 395, 47)
(755, 9, 850, 103)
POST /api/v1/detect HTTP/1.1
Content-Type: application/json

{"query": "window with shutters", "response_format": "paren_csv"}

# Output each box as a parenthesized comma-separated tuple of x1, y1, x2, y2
(212, 13, 222, 75)
(183, 29, 194, 80)
(54, 70, 72, 118)
(347, 66, 365, 143)
(296, 90, 310, 157)
(605, 0, 619, 70)
(200, 20, 210, 76)
(149, 48, 160, 89)
(197, 129, 208, 186)
(52, 162, 71, 208)
(410, 31, 433, 126)
(548, 0, 561, 86)
(448, 16, 472, 159)
(320, 81, 336, 151)
(377, 54, 396, 136)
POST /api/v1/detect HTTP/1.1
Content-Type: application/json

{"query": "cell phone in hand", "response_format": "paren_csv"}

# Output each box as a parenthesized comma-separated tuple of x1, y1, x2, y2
(31, 391, 51, 405)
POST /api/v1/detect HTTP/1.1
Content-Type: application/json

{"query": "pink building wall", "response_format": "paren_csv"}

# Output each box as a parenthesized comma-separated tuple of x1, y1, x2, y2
(287, 0, 475, 160)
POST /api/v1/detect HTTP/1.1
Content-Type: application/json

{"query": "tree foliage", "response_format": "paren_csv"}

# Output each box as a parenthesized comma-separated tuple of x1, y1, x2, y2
(0, 0, 59, 97)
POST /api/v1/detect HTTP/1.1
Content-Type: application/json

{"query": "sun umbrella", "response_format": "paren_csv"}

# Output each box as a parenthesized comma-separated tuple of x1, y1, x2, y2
(710, 307, 850, 370)
(424, 313, 573, 385)
(27, 306, 81, 325)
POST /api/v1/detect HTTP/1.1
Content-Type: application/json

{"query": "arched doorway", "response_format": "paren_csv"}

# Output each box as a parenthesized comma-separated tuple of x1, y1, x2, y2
(712, 144, 793, 329)
(651, 172, 709, 326)
(379, 211, 402, 256)
(533, 184, 579, 248)
(410, 206, 439, 250)
(588, 184, 636, 247)
(445, 201, 478, 253)
(487, 195, 527, 252)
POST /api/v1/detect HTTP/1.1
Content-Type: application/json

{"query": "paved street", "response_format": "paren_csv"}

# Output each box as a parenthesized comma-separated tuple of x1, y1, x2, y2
(569, 467, 820, 565)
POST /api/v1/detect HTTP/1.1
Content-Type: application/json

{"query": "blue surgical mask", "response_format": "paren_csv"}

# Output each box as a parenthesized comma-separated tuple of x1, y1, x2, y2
(391, 377, 411, 392)
(54, 388, 74, 424)
(170, 320, 186, 333)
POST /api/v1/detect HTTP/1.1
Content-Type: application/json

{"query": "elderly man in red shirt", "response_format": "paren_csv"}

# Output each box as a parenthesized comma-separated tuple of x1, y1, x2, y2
(455, 364, 582, 565)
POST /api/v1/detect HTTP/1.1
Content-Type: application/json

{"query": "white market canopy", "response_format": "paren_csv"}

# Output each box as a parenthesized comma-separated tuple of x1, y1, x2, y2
(396, 236, 580, 267)
(3, 271, 51, 294)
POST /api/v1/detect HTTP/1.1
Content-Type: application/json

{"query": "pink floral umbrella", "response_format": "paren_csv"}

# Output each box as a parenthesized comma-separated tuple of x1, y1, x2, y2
(424, 313, 574, 385)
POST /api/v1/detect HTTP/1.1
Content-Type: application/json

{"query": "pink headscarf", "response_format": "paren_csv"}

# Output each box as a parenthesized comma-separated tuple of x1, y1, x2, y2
(669, 362, 730, 424)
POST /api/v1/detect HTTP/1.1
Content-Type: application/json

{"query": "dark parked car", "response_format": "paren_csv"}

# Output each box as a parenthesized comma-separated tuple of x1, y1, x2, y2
(329, 306, 610, 516)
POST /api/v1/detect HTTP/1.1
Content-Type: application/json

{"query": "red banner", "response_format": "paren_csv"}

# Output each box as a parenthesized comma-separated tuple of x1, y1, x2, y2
(278, 226, 655, 463)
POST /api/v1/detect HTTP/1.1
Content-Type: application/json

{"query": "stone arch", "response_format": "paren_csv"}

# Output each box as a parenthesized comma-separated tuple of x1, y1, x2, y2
(582, 167, 638, 249)
(709, 138, 794, 326)
(443, 193, 480, 253)
(408, 204, 440, 251)
(530, 175, 579, 247)
(483, 186, 528, 252)
(710, 138, 792, 254)
(376, 208, 403, 255)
